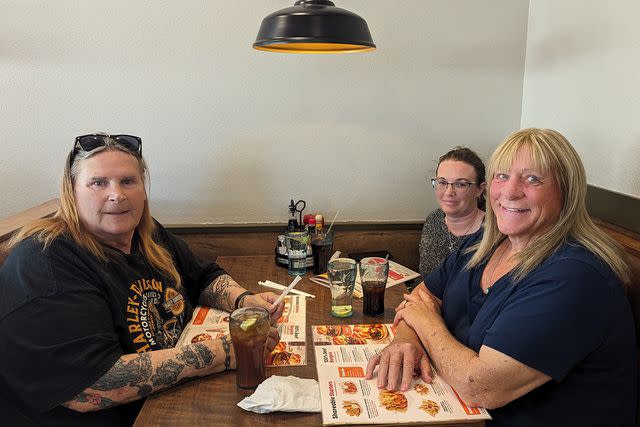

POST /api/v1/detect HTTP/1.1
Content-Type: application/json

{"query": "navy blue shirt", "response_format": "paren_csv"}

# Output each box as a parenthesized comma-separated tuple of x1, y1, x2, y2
(426, 231, 636, 426)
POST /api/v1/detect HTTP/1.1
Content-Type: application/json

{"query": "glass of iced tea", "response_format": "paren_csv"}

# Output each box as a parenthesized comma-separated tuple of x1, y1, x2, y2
(229, 307, 270, 389)
(359, 257, 389, 317)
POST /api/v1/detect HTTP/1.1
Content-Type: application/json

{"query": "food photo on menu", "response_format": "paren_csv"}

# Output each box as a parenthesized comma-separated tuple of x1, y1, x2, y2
(312, 323, 491, 425)
(177, 295, 307, 366)
(313, 324, 393, 346)
(266, 342, 303, 366)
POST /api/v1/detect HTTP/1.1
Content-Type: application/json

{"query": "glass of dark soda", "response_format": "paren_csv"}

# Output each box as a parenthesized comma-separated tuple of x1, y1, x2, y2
(359, 257, 389, 317)
(311, 230, 334, 275)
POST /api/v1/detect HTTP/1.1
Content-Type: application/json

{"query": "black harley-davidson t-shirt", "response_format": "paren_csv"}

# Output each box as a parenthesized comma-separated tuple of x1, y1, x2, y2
(0, 221, 226, 426)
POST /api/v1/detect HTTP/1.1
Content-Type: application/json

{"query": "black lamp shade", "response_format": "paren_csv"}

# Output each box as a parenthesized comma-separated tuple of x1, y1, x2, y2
(253, 0, 376, 54)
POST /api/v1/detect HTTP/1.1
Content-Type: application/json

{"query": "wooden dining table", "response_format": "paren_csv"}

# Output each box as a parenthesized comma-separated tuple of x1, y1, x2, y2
(133, 255, 483, 427)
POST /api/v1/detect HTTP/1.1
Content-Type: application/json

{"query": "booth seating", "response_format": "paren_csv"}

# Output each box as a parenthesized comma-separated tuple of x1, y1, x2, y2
(593, 219, 640, 427)
(1, 201, 639, 425)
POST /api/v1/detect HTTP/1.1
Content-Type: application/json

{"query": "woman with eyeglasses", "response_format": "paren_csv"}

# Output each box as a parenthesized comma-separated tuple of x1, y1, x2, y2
(417, 147, 486, 286)
(0, 134, 284, 426)
(366, 129, 635, 426)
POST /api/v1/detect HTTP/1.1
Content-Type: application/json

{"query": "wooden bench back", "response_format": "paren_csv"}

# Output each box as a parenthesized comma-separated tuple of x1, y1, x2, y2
(0, 204, 639, 424)
(592, 219, 640, 427)
(1, 200, 61, 266)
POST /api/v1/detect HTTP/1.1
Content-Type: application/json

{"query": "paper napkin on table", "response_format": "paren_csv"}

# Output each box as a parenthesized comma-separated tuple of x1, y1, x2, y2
(237, 375, 321, 413)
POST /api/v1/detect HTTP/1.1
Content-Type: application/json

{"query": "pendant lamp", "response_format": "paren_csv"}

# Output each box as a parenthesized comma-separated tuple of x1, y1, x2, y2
(253, 0, 376, 54)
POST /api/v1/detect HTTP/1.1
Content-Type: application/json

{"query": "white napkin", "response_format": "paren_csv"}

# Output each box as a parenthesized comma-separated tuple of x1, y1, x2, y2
(237, 375, 321, 414)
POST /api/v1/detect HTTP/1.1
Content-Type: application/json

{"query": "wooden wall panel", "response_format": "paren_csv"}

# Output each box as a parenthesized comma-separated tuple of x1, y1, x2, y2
(174, 228, 422, 271)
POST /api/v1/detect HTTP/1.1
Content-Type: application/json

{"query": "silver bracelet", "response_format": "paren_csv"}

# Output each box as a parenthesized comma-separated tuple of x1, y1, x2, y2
(234, 290, 254, 310)
(221, 335, 231, 370)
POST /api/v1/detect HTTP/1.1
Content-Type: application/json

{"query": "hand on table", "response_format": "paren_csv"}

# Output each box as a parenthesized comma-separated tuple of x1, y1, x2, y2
(365, 336, 432, 391)
(364, 287, 443, 391)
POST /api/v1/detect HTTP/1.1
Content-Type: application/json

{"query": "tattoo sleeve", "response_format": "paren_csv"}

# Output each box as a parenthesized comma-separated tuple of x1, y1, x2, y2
(62, 342, 219, 413)
(63, 391, 116, 410)
(198, 274, 244, 312)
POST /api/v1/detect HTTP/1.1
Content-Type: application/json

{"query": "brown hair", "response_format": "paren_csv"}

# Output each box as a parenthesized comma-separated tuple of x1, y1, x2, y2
(437, 146, 486, 209)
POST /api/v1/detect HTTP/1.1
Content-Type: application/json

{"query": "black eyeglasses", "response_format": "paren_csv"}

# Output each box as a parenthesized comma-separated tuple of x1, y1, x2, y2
(71, 134, 142, 164)
(431, 178, 478, 192)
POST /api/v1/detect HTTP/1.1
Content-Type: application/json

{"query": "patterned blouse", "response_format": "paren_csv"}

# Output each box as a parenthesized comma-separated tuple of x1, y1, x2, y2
(418, 208, 482, 284)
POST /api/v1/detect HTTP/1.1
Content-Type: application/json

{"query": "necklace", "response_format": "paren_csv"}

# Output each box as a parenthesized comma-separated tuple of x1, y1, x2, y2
(444, 210, 481, 251)
(484, 240, 510, 294)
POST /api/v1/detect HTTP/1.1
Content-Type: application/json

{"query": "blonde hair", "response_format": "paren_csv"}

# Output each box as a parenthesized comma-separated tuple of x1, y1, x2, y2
(8, 139, 182, 288)
(467, 128, 630, 284)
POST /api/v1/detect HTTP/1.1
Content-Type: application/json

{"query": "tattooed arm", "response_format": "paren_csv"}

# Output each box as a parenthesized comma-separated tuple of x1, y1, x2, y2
(197, 274, 286, 321)
(62, 337, 234, 412)
(197, 274, 245, 312)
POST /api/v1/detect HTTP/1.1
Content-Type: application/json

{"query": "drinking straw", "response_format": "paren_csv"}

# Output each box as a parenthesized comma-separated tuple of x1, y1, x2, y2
(325, 210, 340, 236)
(271, 275, 302, 308)
(258, 280, 315, 298)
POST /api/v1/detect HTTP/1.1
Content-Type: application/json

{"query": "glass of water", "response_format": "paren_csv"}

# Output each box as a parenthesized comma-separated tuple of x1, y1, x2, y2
(327, 258, 357, 318)
(285, 231, 309, 276)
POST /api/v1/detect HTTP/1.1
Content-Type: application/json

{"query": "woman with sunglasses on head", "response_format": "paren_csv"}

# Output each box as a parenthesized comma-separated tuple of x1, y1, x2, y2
(0, 134, 284, 426)
(366, 129, 635, 426)
(416, 147, 486, 289)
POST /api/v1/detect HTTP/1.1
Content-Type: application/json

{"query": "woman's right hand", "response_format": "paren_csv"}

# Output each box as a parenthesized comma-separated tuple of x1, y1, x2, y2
(365, 333, 433, 391)
(242, 292, 285, 326)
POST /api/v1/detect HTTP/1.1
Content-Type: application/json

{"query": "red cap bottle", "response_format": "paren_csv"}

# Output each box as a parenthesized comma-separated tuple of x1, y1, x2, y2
(303, 214, 315, 225)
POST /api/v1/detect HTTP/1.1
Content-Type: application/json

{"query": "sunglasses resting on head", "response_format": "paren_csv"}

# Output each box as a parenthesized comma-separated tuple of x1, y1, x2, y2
(70, 134, 142, 165)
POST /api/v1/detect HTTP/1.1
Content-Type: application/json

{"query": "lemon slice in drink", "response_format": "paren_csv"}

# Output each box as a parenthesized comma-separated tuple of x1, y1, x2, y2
(332, 305, 353, 317)
(240, 318, 257, 331)
(292, 235, 310, 245)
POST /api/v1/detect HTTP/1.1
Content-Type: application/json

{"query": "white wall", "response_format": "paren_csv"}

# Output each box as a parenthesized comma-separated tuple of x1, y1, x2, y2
(1, 1, 529, 224)
(522, 0, 640, 198)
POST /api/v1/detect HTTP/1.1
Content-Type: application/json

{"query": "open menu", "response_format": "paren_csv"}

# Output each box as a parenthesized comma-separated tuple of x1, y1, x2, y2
(312, 324, 491, 425)
(176, 295, 307, 366)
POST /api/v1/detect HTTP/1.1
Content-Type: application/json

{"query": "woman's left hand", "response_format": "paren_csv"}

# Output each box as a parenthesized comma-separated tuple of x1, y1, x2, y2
(241, 292, 285, 325)
(393, 288, 443, 330)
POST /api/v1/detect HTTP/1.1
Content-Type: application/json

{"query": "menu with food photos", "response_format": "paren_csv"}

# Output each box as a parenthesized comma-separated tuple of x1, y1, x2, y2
(176, 295, 307, 366)
(312, 323, 491, 425)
